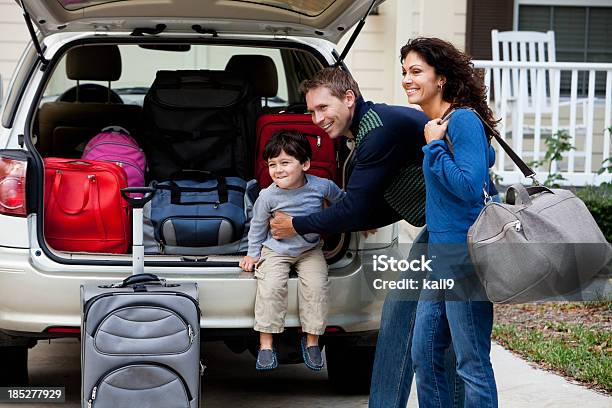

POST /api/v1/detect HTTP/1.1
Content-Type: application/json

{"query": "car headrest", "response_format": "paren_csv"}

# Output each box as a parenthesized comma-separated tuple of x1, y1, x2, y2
(66, 45, 122, 81)
(225, 55, 278, 98)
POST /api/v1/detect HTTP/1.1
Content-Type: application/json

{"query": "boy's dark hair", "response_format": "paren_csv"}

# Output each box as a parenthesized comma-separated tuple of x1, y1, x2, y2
(263, 130, 312, 164)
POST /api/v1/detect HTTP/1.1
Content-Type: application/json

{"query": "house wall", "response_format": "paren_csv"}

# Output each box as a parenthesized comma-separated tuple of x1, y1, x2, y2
(0, 0, 30, 100)
(337, 0, 467, 105)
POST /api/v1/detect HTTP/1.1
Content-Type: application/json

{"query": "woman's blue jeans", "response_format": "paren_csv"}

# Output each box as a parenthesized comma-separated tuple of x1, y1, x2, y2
(412, 300, 497, 408)
(411, 240, 498, 408)
(368, 228, 464, 408)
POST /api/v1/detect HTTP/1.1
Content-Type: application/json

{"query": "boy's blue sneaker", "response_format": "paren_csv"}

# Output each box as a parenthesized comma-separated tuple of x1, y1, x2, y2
(255, 348, 278, 371)
(300, 337, 324, 371)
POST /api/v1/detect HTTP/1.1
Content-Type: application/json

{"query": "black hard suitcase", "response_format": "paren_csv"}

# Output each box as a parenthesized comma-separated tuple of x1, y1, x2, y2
(80, 188, 202, 408)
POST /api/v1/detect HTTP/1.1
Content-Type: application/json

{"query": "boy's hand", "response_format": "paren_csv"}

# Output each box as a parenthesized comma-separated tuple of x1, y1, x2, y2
(240, 256, 259, 272)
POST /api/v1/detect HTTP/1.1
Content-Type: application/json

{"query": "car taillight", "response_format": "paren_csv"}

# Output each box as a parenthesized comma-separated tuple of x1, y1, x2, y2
(0, 156, 27, 217)
(324, 326, 344, 333)
(46, 327, 80, 334)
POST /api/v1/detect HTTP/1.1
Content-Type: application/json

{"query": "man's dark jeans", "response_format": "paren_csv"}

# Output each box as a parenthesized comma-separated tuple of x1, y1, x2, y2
(368, 228, 464, 408)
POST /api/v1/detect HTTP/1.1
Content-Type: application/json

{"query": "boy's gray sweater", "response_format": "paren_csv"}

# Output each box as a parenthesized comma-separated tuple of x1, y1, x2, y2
(247, 174, 345, 259)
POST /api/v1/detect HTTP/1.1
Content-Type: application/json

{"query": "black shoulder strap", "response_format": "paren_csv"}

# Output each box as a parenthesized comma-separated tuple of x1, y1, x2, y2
(443, 108, 538, 183)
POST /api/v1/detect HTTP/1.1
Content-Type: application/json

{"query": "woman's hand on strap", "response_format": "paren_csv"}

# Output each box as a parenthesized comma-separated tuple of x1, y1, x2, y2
(424, 119, 448, 144)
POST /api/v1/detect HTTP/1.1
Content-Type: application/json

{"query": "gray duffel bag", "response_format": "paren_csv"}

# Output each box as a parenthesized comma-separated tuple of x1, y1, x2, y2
(466, 112, 611, 303)
(468, 183, 611, 303)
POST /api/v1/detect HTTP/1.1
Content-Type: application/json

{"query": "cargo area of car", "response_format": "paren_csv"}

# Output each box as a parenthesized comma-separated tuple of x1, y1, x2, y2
(29, 40, 353, 266)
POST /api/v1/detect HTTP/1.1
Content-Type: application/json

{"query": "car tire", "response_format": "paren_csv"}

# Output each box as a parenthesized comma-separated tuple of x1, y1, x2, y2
(326, 344, 375, 394)
(0, 346, 29, 386)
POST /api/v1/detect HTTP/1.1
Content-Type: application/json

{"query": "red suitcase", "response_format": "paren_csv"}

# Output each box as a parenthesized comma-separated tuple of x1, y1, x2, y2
(44, 158, 131, 253)
(255, 113, 339, 188)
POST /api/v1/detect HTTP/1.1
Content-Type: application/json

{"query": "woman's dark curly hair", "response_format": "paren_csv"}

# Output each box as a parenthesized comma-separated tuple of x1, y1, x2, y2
(400, 37, 499, 140)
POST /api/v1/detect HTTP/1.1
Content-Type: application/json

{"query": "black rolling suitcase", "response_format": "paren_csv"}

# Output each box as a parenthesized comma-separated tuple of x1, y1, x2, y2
(80, 187, 202, 408)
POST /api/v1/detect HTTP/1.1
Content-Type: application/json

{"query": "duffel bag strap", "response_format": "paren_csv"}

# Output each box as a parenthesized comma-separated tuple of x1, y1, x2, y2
(169, 170, 229, 204)
(443, 107, 540, 185)
(156, 180, 229, 207)
(467, 108, 539, 185)
(51, 170, 92, 215)
(50, 170, 105, 238)
(506, 184, 554, 206)
(166, 181, 224, 206)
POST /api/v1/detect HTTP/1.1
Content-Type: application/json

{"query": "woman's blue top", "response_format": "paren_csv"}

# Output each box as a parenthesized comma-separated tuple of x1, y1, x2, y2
(421, 109, 497, 244)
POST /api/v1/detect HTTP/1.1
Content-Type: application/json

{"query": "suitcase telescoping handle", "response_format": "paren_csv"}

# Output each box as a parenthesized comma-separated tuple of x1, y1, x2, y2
(121, 187, 156, 275)
(121, 187, 156, 209)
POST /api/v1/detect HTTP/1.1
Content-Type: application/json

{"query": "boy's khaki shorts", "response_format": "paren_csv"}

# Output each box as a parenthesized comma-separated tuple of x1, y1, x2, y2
(253, 243, 329, 335)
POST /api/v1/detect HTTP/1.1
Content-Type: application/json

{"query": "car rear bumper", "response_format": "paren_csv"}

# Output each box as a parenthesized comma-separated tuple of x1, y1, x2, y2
(0, 246, 383, 335)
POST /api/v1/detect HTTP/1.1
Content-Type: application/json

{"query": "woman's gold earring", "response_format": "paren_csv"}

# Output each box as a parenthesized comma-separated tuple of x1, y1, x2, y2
(438, 84, 443, 92)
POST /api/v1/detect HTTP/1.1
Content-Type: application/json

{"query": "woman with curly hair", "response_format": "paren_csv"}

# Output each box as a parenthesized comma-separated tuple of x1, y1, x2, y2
(400, 37, 499, 407)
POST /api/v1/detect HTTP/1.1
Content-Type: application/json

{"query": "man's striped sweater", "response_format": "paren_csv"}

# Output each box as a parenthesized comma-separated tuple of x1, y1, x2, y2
(293, 96, 428, 235)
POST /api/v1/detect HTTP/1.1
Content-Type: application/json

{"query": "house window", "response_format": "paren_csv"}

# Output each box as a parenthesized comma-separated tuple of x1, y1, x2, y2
(517, 1, 612, 95)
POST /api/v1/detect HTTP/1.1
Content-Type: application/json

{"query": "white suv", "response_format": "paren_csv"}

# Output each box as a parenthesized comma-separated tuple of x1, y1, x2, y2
(0, 0, 400, 392)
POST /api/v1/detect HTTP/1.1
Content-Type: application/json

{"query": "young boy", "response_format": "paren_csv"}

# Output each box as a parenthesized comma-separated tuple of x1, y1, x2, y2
(239, 129, 345, 371)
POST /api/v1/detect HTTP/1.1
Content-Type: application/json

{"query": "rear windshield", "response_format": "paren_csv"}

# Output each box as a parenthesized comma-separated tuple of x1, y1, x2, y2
(57, 0, 336, 16)
(57, 0, 125, 11)
(42, 44, 290, 106)
(230, 0, 336, 16)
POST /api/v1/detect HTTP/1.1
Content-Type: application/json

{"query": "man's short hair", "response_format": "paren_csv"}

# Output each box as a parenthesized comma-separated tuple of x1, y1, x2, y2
(299, 67, 362, 99)
(263, 129, 312, 164)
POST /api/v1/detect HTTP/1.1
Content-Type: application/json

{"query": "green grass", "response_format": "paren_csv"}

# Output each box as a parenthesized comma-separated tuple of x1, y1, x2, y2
(493, 322, 612, 392)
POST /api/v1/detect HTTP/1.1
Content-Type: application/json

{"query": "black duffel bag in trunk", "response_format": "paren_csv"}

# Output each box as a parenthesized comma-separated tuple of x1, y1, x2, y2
(143, 70, 252, 180)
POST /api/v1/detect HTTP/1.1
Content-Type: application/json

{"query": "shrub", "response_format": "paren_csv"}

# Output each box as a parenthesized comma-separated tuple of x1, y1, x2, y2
(575, 184, 612, 242)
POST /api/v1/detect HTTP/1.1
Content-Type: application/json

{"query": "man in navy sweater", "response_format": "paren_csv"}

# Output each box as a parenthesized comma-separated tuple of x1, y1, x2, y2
(270, 68, 463, 408)
(270, 67, 427, 237)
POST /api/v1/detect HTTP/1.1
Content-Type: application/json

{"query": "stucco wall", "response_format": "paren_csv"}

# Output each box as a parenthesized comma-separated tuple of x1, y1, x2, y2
(0, 0, 30, 100)
(338, 0, 467, 105)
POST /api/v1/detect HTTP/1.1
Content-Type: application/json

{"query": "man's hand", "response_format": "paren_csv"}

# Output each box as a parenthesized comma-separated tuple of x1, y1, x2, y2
(239, 255, 259, 272)
(270, 211, 296, 239)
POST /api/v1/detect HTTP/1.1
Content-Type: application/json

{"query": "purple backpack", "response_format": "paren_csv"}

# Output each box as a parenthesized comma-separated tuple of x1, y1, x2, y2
(82, 126, 146, 191)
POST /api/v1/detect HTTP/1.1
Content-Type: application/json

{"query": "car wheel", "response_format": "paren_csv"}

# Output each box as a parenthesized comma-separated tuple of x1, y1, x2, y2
(0, 346, 29, 386)
(326, 344, 375, 394)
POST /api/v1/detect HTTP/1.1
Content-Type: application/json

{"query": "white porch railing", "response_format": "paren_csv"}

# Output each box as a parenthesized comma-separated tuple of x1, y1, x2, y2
(473, 60, 612, 186)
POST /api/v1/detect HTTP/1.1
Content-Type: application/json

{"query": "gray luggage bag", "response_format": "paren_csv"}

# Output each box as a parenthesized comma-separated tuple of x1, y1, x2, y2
(81, 187, 202, 408)
(462, 110, 612, 303)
